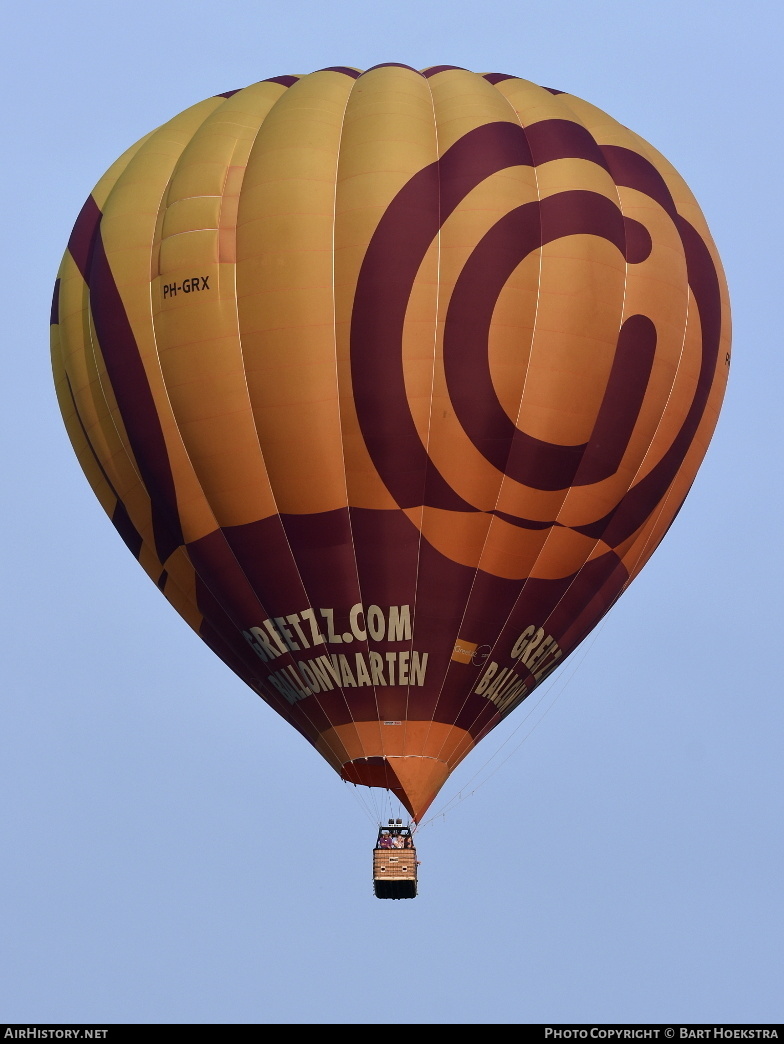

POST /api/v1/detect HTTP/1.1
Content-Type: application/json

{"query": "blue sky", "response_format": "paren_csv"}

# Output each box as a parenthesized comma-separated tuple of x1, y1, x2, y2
(2, 0, 782, 1025)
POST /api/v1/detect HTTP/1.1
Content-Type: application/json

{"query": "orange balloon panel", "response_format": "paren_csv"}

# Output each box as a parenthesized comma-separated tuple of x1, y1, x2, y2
(51, 66, 730, 821)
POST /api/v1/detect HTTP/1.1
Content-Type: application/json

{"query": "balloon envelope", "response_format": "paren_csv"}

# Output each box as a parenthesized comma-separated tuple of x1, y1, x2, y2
(51, 66, 730, 821)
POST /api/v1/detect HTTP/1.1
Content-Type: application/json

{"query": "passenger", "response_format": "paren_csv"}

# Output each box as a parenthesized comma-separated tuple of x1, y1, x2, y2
(403, 836, 413, 849)
(378, 831, 393, 849)
(391, 834, 405, 849)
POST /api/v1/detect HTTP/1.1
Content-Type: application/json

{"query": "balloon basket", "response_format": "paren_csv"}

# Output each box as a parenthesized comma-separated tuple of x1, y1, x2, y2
(373, 820, 418, 899)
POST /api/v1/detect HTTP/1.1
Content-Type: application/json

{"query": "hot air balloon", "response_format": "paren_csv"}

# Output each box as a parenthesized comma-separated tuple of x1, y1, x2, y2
(51, 65, 730, 839)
